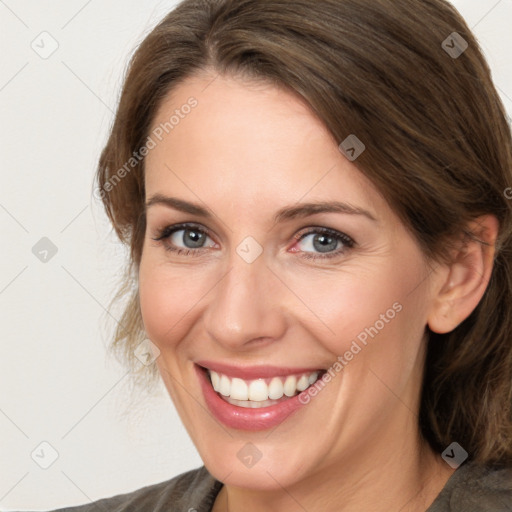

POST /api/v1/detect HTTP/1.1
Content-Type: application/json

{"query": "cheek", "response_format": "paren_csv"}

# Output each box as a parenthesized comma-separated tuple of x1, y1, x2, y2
(138, 253, 229, 355)
(285, 255, 427, 361)
(138, 259, 202, 349)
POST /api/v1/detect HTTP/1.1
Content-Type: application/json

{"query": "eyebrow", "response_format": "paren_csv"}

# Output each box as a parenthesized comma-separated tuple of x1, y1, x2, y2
(145, 194, 377, 223)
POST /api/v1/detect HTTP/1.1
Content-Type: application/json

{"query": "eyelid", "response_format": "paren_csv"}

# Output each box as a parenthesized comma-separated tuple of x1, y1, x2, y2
(293, 225, 354, 244)
(152, 222, 212, 242)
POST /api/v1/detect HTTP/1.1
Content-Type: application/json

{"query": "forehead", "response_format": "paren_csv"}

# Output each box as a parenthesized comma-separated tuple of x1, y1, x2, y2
(144, 72, 388, 222)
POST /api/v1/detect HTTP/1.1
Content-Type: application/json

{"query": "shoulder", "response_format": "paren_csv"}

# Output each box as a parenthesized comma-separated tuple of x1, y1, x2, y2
(428, 461, 512, 511)
(46, 465, 222, 512)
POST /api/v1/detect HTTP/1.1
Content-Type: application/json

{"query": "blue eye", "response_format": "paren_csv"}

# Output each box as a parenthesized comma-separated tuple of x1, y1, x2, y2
(152, 223, 355, 260)
(152, 223, 215, 256)
(293, 227, 355, 260)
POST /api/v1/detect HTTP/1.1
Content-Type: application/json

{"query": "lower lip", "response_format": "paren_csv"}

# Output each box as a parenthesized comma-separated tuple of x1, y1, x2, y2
(196, 364, 309, 431)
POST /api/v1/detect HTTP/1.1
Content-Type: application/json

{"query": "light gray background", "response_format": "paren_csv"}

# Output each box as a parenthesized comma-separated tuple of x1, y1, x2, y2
(1, 1, 511, 510)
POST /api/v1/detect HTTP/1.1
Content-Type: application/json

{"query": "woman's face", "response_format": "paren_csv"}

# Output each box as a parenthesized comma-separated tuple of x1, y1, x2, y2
(139, 72, 438, 489)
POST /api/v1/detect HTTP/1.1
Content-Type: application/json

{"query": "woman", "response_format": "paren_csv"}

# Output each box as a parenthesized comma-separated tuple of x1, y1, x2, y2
(48, 0, 512, 510)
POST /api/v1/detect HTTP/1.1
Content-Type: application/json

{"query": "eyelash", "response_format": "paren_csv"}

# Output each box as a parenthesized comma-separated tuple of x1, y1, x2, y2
(151, 222, 355, 260)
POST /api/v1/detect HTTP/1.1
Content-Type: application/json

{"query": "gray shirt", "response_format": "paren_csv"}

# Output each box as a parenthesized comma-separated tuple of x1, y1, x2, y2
(30, 461, 512, 511)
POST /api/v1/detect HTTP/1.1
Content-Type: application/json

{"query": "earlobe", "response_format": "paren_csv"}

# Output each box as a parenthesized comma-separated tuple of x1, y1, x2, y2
(427, 215, 499, 334)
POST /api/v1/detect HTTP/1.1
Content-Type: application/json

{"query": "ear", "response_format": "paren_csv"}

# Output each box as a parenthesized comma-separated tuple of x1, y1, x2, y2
(427, 215, 499, 334)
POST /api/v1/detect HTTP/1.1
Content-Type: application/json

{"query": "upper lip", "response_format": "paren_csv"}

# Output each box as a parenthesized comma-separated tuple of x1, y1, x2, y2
(196, 360, 325, 380)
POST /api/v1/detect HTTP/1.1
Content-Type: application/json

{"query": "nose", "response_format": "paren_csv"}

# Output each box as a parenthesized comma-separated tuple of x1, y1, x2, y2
(201, 249, 287, 351)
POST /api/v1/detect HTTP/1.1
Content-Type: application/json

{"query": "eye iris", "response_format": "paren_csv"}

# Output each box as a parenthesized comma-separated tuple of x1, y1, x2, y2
(183, 229, 205, 248)
(313, 233, 337, 253)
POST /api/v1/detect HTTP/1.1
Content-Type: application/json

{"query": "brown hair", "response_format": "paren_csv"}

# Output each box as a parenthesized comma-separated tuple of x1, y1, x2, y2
(95, 0, 512, 465)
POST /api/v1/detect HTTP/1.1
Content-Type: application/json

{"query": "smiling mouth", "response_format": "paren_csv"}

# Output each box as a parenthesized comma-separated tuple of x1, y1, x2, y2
(202, 367, 327, 409)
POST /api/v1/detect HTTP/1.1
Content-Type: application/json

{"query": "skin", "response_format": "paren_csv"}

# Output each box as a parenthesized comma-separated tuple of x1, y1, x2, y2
(138, 71, 499, 511)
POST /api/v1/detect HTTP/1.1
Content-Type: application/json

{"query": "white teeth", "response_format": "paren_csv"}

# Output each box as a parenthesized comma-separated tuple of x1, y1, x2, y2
(225, 396, 285, 408)
(207, 369, 322, 402)
(308, 372, 319, 385)
(268, 377, 284, 400)
(210, 371, 220, 392)
(230, 378, 248, 400)
(219, 374, 230, 396)
(248, 379, 268, 401)
(296, 374, 309, 391)
(283, 375, 297, 397)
